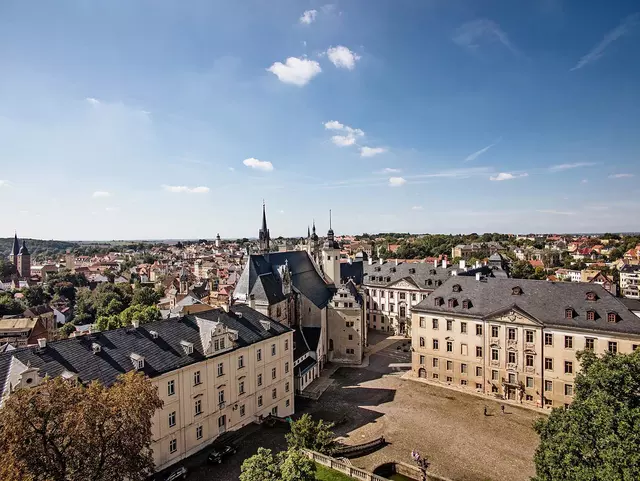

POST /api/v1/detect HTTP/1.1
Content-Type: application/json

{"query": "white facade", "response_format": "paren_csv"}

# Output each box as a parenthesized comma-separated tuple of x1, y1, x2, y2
(621, 269, 640, 299)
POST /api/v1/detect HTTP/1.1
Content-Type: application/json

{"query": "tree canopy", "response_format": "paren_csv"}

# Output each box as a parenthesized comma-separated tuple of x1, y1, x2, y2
(285, 413, 336, 455)
(0, 371, 163, 481)
(533, 349, 640, 481)
(239, 448, 316, 481)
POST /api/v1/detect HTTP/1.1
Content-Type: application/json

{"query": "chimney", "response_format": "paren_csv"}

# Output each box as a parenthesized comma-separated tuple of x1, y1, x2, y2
(368, 257, 373, 266)
(442, 259, 448, 269)
(452, 270, 458, 276)
(459, 259, 466, 270)
(476, 272, 481, 281)
(395, 259, 399, 266)
(433, 259, 438, 268)
(37, 338, 47, 349)
(249, 294, 255, 309)
(475, 260, 481, 268)
(131, 319, 140, 329)
(379, 258, 383, 265)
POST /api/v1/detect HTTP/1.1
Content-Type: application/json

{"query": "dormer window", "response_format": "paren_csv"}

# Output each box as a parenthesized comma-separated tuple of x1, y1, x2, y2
(434, 297, 443, 307)
(448, 298, 457, 308)
(607, 312, 618, 323)
(586, 291, 597, 301)
(390, 267, 396, 273)
(430, 269, 436, 275)
(427, 279, 433, 286)
(436, 280, 442, 287)
(149, 330, 159, 339)
(452, 284, 461, 293)
(512, 286, 523, 296)
(386, 277, 391, 282)
(180, 340, 194, 355)
(565, 308, 574, 319)
(462, 299, 471, 309)
(587, 310, 596, 321)
(130, 353, 145, 370)
(409, 268, 415, 274)
(260, 320, 271, 331)
(91, 342, 101, 354)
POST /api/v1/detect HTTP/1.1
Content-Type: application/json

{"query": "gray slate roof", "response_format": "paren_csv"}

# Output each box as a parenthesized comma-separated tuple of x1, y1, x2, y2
(414, 277, 640, 335)
(0, 305, 290, 395)
(234, 252, 334, 309)
(340, 261, 364, 285)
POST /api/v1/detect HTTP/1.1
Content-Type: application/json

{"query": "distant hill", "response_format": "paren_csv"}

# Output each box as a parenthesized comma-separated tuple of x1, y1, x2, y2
(0, 238, 79, 259)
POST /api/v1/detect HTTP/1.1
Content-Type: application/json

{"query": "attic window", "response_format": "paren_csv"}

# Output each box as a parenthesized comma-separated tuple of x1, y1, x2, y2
(586, 291, 597, 301)
(462, 299, 471, 309)
(607, 312, 618, 323)
(512, 286, 523, 296)
(448, 298, 457, 308)
(149, 330, 159, 339)
(374, 267, 381, 272)
(565, 308, 574, 319)
(436, 280, 442, 287)
(386, 277, 391, 282)
(91, 342, 101, 354)
(434, 297, 443, 307)
(409, 268, 415, 274)
(427, 279, 433, 286)
(390, 267, 396, 273)
(130, 353, 145, 370)
(260, 320, 271, 331)
(452, 284, 461, 293)
(430, 269, 437, 275)
(587, 310, 596, 321)
(180, 340, 194, 355)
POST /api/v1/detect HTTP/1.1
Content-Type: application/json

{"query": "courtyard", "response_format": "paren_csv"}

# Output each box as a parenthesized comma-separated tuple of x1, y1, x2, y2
(176, 333, 543, 481)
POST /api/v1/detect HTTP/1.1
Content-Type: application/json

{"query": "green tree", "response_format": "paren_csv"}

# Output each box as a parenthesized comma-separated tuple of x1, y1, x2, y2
(510, 260, 535, 279)
(0, 293, 24, 317)
(0, 259, 16, 279)
(286, 413, 336, 454)
(21, 285, 51, 308)
(119, 304, 160, 325)
(132, 286, 160, 307)
(0, 371, 163, 481)
(533, 349, 640, 481)
(239, 448, 315, 481)
(280, 449, 316, 481)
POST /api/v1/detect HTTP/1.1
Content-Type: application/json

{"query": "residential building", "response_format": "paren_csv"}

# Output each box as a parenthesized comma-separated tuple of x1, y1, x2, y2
(0, 317, 50, 347)
(451, 242, 505, 259)
(0, 305, 294, 472)
(620, 265, 640, 299)
(411, 277, 640, 409)
(582, 270, 617, 296)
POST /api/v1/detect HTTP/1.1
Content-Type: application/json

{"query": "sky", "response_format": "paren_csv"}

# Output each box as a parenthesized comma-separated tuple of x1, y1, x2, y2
(1, 0, 639, 240)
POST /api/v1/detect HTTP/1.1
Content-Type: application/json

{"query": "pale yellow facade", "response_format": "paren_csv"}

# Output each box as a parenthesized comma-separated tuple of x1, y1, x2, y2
(411, 309, 640, 408)
(150, 330, 295, 471)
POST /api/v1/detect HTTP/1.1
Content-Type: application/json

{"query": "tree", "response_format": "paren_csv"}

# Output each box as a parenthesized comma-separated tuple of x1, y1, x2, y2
(0, 259, 16, 279)
(0, 371, 163, 481)
(239, 448, 315, 481)
(533, 349, 640, 481)
(132, 286, 160, 307)
(510, 260, 535, 279)
(0, 293, 24, 317)
(21, 285, 52, 308)
(285, 413, 336, 454)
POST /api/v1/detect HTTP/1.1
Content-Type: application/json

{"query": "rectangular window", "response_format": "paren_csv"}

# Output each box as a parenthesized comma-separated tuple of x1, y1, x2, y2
(285, 362, 290, 374)
(285, 381, 290, 393)
(565, 384, 573, 396)
(285, 339, 289, 351)
(348, 334, 353, 340)
(508, 373, 516, 384)
(432, 373, 439, 379)
(461, 363, 467, 374)
(491, 349, 499, 361)
(217, 362, 224, 376)
(446, 319, 453, 331)
(419, 355, 425, 364)
(475, 346, 482, 357)
(257, 396, 263, 407)
(194, 399, 202, 416)
(525, 330, 534, 343)
(476, 383, 482, 390)
(545, 358, 553, 371)
(432, 358, 439, 368)
(271, 344, 276, 356)
(240, 404, 246, 417)
(526, 354, 534, 367)
(446, 376, 453, 382)
(169, 411, 176, 428)
(564, 361, 573, 374)
(544, 333, 553, 346)
(419, 317, 426, 328)
(564, 336, 573, 349)
(460, 343, 467, 356)
(218, 390, 225, 404)
(507, 328, 516, 340)
(508, 351, 516, 364)
(446, 341, 453, 352)
(419, 337, 425, 347)
(476, 324, 483, 336)
(432, 318, 439, 330)
(257, 349, 262, 361)
(196, 425, 203, 440)
(461, 322, 467, 334)
(460, 379, 468, 386)
(446, 360, 453, 371)
(167, 380, 175, 396)
(491, 326, 499, 338)
(257, 374, 262, 387)
(239, 381, 245, 395)
(169, 439, 177, 453)
(475, 366, 482, 377)
(193, 371, 201, 386)
(609, 341, 618, 354)
(272, 388, 277, 399)
(399, 292, 405, 300)
(238, 356, 244, 369)
(286, 399, 290, 408)
(389, 292, 394, 299)
(433, 339, 439, 350)
(526, 376, 534, 388)
(545, 380, 553, 392)
(492, 369, 499, 381)
(272, 367, 277, 379)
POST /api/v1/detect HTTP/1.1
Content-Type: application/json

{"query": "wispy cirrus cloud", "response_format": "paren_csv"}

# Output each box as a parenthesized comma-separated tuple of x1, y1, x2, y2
(571, 13, 640, 71)
(464, 139, 500, 162)
(609, 173, 634, 179)
(389, 177, 407, 187)
(548, 162, 596, 172)
(243, 158, 274, 172)
(411, 206, 424, 211)
(0, 180, 9, 187)
(489, 172, 529, 181)
(453, 19, 517, 54)
(375, 168, 401, 174)
(267, 57, 322, 86)
(92, 191, 111, 198)
(162, 185, 210, 193)
(537, 209, 575, 215)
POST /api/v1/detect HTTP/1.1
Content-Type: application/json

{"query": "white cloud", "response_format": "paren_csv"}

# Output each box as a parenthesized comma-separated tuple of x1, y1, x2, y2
(548, 162, 596, 172)
(0, 180, 8, 187)
(92, 191, 111, 198)
(243, 158, 274, 172)
(609, 173, 634, 178)
(332, 135, 357, 147)
(279, 209, 285, 214)
(105, 207, 119, 212)
(411, 205, 424, 211)
(324, 120, 364, 147)
(299, 9, 317, 24)
(571, 13, 640, 71)
(86, 97, 100, 105)
(581, 179, 589, 184)
(537, 209, 575, 215)
(464, 139, 500, 162)
(376, 168, 401, 174)
(453, 19, 517, 54)
(267, 57, 322, 86)
(326, 46, 361, 70)
(228, 167, 235, 171)
(324, 120, 345, 130)
(389, 177, 407, 187)
(162, 185, 211, 193)
(489, 172, 529, 181)
(360, 146, 387, 157)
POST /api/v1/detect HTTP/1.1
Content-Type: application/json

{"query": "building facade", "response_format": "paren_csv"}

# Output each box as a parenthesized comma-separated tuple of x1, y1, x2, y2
(411, 277, 640, 409)
(621, 265, 640, 299)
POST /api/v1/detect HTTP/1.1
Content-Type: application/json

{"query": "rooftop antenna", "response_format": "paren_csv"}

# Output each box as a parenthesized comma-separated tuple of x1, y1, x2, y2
(329, 209, 332, 229)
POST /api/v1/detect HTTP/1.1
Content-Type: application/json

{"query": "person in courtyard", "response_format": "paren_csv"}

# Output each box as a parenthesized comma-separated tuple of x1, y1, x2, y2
(501, 405, 505, 415)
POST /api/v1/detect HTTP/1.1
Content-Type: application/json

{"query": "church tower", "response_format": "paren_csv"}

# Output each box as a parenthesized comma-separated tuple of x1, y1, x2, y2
(179, 266, 189, 295)
(321, 210, 341, 284)
(259, 202, 270, 254)
(215, 233, 221, 248)
(307, 221, 319, 262)
(9, 232, 19, 268)
(17, 240, 31, 279)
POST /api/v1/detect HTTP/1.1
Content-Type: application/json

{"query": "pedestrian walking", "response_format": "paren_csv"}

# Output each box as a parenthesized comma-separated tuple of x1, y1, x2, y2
(501, 405, 505, 414)
(484, 406, 487, 416)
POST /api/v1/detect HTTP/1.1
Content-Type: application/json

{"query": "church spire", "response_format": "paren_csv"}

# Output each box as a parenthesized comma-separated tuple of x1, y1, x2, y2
(10, 232, 19, 257)
(259, 201, 270, 254)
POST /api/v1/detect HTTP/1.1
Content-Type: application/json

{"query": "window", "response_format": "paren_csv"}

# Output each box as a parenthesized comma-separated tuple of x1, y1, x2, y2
(239, 380, 245, 395)
(194, 400, 202, 416)
(587, 310, 595, 321)
(389, 304, 395, 312)
(432, 373, 439, 379)
(565, 308, 573, 319)
(285, 382, 290, 393)
(238, 355, 244, 369)
(460, 363, 467, 374)
(544, 333, 553, 346)
(446, 341, 453, 352)
(167, 380, 175, 396)
(508, 351, 516, 364)
(492, 370, 499, 381)
(545, 358, 553, 371)
(608, 312, 617, 323)
(544, 398, 553, 406)
(348, 334, 353, 340)
(432, 358, 439, 368)
(545, 380, 553, 392)
(419, 337, 425, 347)
(169, 439, 177, 454)
(400, 292, 406, 300)
(419, 317, 426, 328)
(564, 361, 573, 374)
(565, 384, 573, 396)
(433, 339, 439, 350)
(240, 404, 246, 417)
(491, 349, 499, 361)
(461, 343, 468, 356)
(475, 366, 482, 377)
(257, 374, 262, 387)
(419, 355, 425, 364)
(286, 399, 290, 408)
(526, 377, 534, 388)
(285, 362, 290, 373)
(446, 361, 453, 371)
(272, 388, 277, 399)
(526, 395, 533, 401)
(446, 319, 453, 331)
(285, 339, 289, 351)
(491, 326, 499, 338)
(389, 292, 394, 299)
(460, 380, 468, 386)
(193, 371, 201, 386)
(564, 336, 573, 349)
(432, 318, 439, 329)
(608, 341, 618, 354)
(526, 354, 534, 367)
(271, 344, 276, 356)
(258, 396, 263, 407)
(476, 383, 482, 389)
(525, 330, 534, 343)
(272, 367, 277, 380)
(169, 411, 176, 428)
(476, 324, 483, 336)
(446, 376, 453, 382)
(476, 346, 483, 357)
(196, 425, 203, 440)
(507, 328, 516, 340)
(448, 299, 456, 308)
(257, 348, 262, 361)
(412, 293, 417, 301)
(462, 300, 470, 309)
(217, 362, 224, 377)
(218, 390, 225, 405)
(508, 373, 516, 384)
(585, 338, 595, 350)
(461, 322, 467, 334)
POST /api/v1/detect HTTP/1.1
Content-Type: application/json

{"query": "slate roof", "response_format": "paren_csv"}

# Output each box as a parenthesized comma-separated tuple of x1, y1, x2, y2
(621, 298, 640, 312)
(293, 328, 311, 360)
(234, 252, 334, 309)
(0, 306, 290, 396)
(621, 265, 640, 273)
(302, 327, 322, 352)
(340, 261, 364, 285)
(413, 277, 640, 335)
(295, 356, 317, 377)
(363, 260, 494, 290)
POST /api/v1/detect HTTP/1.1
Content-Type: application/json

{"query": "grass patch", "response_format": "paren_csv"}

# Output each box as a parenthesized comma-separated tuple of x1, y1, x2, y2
(315, 463, 357, 481)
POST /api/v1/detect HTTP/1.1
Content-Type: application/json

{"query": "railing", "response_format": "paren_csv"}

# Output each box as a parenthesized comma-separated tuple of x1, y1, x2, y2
(332, 436, 386, 458)
(218, 401, 226, 410)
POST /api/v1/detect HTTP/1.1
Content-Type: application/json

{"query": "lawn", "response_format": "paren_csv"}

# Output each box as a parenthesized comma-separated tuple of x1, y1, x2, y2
(315, 464, 355, 481)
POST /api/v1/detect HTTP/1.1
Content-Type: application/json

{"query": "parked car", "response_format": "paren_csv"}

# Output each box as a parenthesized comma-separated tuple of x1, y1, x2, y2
(207, 445, 237, 464)
(164, 466, 188, 481)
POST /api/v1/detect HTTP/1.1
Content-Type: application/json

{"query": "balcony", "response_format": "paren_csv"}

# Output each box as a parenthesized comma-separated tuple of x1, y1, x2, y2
(506, 362, 518, 371)
(506, 339, 518, 349)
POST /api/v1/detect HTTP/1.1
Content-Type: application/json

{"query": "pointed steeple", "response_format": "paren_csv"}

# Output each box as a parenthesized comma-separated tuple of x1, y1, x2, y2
(307, 226, 311, 238)
(324, 209, 339, 249)
(19, 240, 29, 256)
(258, 201, 270, 254)
(9, 232, 20, 257)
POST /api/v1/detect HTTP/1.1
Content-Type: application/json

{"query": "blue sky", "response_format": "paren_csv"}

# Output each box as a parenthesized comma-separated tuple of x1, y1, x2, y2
(1, 1, 639, 240)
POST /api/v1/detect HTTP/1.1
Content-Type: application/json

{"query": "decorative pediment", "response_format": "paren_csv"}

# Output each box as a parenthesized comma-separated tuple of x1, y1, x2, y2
(387, 277, 419, 290)
(484, 305, 543, 327)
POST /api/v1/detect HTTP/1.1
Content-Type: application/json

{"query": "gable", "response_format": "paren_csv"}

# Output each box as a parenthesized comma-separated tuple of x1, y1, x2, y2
(387, 277, 419, 290)
(484, 306, 544, 327)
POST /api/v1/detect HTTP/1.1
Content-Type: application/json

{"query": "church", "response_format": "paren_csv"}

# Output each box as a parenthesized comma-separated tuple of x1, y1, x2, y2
(8, 233, 31, 280)
(233, 204, 365, 395)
